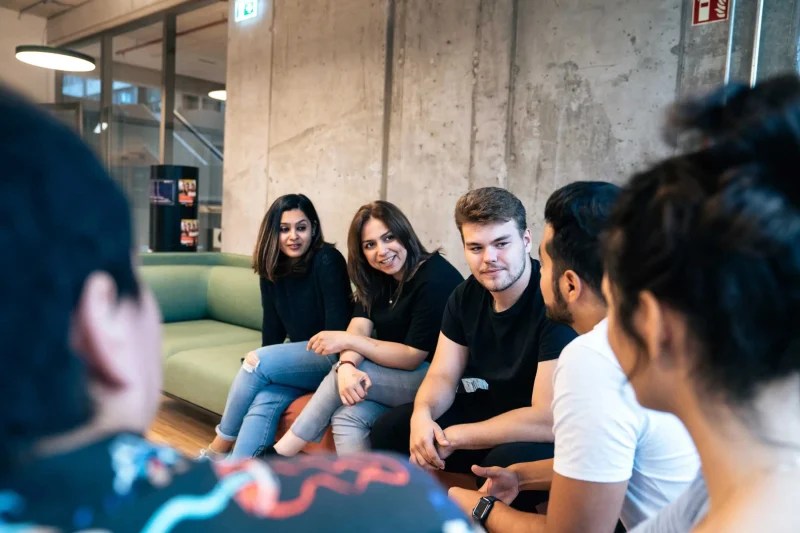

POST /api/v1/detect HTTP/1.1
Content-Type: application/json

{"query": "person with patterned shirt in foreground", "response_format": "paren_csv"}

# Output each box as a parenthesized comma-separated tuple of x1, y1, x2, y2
(0, 84, 471, 533)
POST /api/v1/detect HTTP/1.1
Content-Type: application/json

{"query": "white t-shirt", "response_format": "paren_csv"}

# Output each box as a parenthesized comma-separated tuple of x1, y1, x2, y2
(631, 473, 708, 533)
(552, 319, 699, 530)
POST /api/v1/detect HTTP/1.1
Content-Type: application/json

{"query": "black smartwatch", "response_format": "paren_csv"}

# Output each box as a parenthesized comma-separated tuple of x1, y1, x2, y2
(472, 495, 499, 525)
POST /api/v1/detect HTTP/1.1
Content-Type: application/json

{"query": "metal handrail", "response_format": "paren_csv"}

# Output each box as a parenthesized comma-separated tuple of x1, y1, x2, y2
(173, 109, 224, 161)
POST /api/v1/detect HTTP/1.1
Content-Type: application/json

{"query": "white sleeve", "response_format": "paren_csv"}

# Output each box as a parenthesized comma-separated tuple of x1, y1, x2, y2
(552, 341, 641, 483)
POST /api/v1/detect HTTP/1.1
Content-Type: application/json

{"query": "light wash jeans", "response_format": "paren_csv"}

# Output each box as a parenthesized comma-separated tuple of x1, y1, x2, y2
(291, 359, 430, 454)
(215, 341, 337, 459)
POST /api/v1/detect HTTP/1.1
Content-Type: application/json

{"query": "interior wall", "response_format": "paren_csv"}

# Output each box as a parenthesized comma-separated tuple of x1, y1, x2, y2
(0, 7, 54, 103)
(224, 0, 691, 273)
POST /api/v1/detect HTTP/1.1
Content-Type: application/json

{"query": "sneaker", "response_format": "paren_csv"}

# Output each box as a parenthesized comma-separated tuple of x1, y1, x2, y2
(197, 447, 229, 462)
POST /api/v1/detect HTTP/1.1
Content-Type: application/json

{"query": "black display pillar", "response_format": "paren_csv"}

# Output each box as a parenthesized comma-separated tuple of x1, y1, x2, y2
(149, 165, 199, 252)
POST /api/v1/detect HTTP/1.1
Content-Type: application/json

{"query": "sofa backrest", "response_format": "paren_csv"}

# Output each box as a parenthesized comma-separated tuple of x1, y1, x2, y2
(140, 265, 210, 322)
(206, 266, 263, 330)
(138, 253, 263, 330)
(140, 252, 252, 268)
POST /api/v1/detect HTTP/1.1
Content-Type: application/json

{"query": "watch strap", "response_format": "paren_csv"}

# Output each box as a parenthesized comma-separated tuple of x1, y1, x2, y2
(335, 360, 357, 373)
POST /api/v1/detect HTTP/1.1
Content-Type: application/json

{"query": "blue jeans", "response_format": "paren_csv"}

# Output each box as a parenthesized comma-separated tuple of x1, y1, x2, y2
(215, 341, 337, 459)
(291, 360, 430, 454)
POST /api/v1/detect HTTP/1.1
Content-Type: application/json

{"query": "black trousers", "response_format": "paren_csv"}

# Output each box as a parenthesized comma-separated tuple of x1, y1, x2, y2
(370, 391, 553, 509)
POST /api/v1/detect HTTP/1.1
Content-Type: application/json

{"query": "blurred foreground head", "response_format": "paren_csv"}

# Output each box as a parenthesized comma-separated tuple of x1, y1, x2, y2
(0, 85, 161, 474)
(604, 74, 800, 412)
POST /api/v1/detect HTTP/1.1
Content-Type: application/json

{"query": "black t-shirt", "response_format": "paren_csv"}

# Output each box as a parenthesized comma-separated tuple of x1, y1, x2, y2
(441, 258, 577, 411)
(260, 244, 353, 346)
(354, 252, 463, 361)
(0, 433, 470, 532)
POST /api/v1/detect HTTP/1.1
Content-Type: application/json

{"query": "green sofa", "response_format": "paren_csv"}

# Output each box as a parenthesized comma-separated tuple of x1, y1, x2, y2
(140, 252, 263, 415)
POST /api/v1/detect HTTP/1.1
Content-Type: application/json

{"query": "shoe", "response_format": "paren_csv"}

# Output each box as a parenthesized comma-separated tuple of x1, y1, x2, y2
(197, 447, 229, 462)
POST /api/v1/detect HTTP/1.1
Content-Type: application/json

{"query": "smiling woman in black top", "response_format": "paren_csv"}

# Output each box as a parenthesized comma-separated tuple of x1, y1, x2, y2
(200, 194, 353, 460)
(264, 201, 463, 456)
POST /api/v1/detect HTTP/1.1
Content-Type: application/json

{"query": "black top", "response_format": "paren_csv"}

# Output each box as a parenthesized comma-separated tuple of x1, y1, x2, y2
(354, 252, 463, 361)
(0, 433, 469, 532)
(441, 259, 577, 411)
(260, 244, 353, 346)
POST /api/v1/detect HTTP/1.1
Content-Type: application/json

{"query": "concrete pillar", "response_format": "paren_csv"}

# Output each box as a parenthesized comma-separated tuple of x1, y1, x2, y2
(265, 0, 387, 255)
(387, 0, 514, 272)
(753, 0, 800, 81)
(221, 0, 273, 255)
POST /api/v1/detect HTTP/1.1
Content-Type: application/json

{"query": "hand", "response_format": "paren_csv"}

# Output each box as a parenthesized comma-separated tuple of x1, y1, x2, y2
(409, 412, 449, 470)
(473, 464, 520, 505)
(447, 487, 483, 517)
(437, 425, 465, 461)
(307, 331, 352, 355)
(337, 365, 372, 406)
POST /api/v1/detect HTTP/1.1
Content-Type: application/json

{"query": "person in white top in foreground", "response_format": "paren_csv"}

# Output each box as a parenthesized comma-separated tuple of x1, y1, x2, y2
(449, 181, 699, 532)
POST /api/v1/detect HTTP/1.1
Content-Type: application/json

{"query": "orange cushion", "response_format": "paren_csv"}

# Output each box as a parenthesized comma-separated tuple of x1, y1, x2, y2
(276, 393, 335, 453)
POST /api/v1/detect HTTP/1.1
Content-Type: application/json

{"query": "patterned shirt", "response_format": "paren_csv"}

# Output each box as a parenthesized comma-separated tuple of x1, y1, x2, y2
(0, 433, 473, 532)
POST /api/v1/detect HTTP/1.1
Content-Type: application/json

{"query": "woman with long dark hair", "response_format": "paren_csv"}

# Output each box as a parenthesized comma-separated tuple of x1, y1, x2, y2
(263, 200, 463, 456)
(201, 193, 353, 459)
(604, 76, 800, 532)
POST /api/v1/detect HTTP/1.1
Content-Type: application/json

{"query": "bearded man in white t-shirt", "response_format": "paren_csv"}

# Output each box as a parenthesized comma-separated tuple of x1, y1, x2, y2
(449, 181, 699, 532)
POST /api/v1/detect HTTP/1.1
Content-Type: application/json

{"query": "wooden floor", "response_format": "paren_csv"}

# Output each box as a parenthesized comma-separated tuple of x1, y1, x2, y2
(146, 394, 218, 457)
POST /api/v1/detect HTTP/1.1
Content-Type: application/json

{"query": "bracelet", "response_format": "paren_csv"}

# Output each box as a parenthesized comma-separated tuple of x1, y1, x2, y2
(335, 360, 357, 373)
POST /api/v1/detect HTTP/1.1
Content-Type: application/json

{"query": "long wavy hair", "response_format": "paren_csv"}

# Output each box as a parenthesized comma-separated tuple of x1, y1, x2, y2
(347, 201, 433, 314)
(252, 194, 325, 282)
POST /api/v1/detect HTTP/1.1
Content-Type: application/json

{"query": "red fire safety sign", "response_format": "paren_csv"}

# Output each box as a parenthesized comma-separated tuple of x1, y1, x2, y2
(693, 0, 730, 25)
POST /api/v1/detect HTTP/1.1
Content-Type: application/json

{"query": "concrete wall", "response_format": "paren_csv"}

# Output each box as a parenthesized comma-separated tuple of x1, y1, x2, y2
(0, 8, 54, 103)
(223, 0, 685, 273)
(511, 0, 681, 242)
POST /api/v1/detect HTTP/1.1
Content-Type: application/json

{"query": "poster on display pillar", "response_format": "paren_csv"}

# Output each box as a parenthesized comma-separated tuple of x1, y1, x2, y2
(178, 178, 197, 207)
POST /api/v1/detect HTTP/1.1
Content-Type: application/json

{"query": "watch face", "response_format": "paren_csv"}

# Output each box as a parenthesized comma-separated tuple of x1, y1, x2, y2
(472, 498, 493, 521)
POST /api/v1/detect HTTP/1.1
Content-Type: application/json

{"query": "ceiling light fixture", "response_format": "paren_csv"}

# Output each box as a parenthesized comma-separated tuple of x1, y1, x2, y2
(208, 89, 227, 101)
(15, 45, 96, 72)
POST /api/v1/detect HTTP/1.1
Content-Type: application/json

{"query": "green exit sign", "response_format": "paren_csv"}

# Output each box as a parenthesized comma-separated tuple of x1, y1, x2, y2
(234, 0, 258, 22)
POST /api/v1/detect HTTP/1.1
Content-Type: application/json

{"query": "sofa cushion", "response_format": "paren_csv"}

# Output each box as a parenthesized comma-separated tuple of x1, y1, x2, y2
(206, 266, 263, 331)
(163, 340, 257, 415)
(140, 265, 209, 323)
(162, 320, 261, 360)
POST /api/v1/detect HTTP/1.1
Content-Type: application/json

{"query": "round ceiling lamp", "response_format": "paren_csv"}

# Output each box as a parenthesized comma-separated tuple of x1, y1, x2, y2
(208, 89, 227, 101)
(15, 45, 96, 72)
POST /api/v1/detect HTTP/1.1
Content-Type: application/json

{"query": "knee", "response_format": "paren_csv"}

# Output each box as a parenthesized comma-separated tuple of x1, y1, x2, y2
(331, 408, 370, 435)
(243, 350, 260, 372)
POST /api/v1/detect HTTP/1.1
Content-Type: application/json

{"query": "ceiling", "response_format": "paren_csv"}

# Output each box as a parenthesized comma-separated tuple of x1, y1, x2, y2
(0, 0, 88, 18)
(2, 0, 228, 84)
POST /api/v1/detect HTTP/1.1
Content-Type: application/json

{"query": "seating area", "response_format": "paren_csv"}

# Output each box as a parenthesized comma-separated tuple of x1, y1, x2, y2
(140, 251, 334, 452)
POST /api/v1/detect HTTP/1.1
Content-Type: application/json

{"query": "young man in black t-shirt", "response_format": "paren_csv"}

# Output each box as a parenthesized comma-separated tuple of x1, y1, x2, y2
(370, 187, 576, 478)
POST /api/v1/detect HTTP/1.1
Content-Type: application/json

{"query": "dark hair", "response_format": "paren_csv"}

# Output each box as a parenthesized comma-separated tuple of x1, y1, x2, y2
(0, 85, 139, 470)
(604, 74, 800, 405)
(347, 201, 432, 313)
(454, 187, 527, 238)
(252, 194, 325, 282)
(544, 181, 621, 297)
(664, 75, 800, 147)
